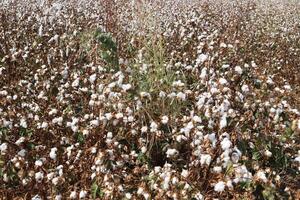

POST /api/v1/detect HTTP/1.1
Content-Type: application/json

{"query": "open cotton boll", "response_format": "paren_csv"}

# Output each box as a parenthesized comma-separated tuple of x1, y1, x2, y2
(219, 78, 228, 85)
(79, 190, 87, 199)
(125, 193, 132, 199)
(35, 172, 44, 182)
(181, 169, 189, 178)
(219, 114, 227, 129)
(200, 154, 212, 165)
(150, 122, 158, 132)
(89, 73, 97, 83)
(161, 115, 169, 124)
(221, 138, 232, 150)
(241, 84, 249, 93)
(20, 118, 28, 128)
(72, 78, 80, 87)
(0, 143, 8, 154)
(70, 191, 77, 199)
(35, 159, 43, 167)
(50, 147, 57, 160)
(256, 171, 268, 183)
(15, 137, 25, 145)
(121, 84, 132, 91)
(197, 54, 208, 63)
(166, 148, 178, 157)
(214, 181, 225, 192)
(177, 92, 186, 101)
(194, 192, 204, 200)
(141, 146, 147, 153)
(213, 166, 223, 173)
(235, 66, 243, 74)
(264, 150, 272, 157)
(200, 67, 207, 80)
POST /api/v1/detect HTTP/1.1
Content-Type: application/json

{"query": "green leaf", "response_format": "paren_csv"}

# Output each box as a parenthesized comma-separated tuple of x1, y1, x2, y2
(252, 151, 261, 160)
(91, 182, 104, 199)
(75, 132, 85, 144)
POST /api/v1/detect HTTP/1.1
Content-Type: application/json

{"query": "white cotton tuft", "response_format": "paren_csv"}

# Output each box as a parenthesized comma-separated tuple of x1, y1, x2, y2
(35, 172, 44, 182)
(241, 84, 249, 93)
(235, 66, 243, 74)
(70, 191, 77, 199)
(264, 150, 272, 157)
(166, 148, 178, 157)
(197, 54, 208, 63)
(161, 116, 169, 124)
(50, 147, 57, 160)
(79, 190, 87, 199)
(221, 138, 232, 150)
(89, 73, 97, 83)
(0, 143, 8, 154)
(219, 115, 227, 129)
(214, 181, 225, 192)
(219, 78, 228, 85)
(256, 171, 268, 182)
(200, 154, 212, 165)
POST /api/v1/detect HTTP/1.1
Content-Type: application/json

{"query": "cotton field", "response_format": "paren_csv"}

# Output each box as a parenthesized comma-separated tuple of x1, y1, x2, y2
(0, 0, 300, 199)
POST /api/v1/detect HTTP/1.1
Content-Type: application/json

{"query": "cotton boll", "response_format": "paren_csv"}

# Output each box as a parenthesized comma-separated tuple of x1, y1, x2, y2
(150, 122, 158, 132)
(241, 84, 249, 93)
(213, 166, 222, 173)
(90, 119, 99, 127)
(214, 181, 225, 192)
(89, 73, 97, 83)
(55, 195, 62, 200)
(52, 177, 59, 185)
(256, 171, 268, 183)
(235, 66, 243, 74)
(221, 138, 232, 150)
(18, 149, 26, 157)
(197, 54, 208, 63)
(115, 113, 123, 119)
(0, 143, 8, 154)
(220, 43, 227, 48)
(194, 192, 204, 200)
(141, 126, 148, 133)
(20, 118, 27, 128)
(49, 109, 58, 115)
(79, 190, 87, 199)
(122, 84, 132, 91)
(264, 150, 272, 157)
(41, 122, 48, 129)
(159, 91, 166, 98)
(15, 137, 25, 145)
(35, 172, 44, 182)
(222, 64, 230, 69)
(166, 148, 178, 157)
(200, 154, 211, 165)
(72, 78, 80, 88)
(181, 169, 189, 178)
(219, 115, 227, 129)
(219, 78, 228, 85)
(177, 92, 186, 101)
(141, 146, 147, 154)
(226, 180, 233, 189)
(70, 191, 77, 199)
(161, 116, 169, 124)
(35, 160, 43, 167)
(50, 147, 57, 160)
(32, 195, 42, 200)
(125, 193, 132, 199)
(192, 115, 202, 123)
(82, 129, 89, 136)
(200, 67, 207, 80)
